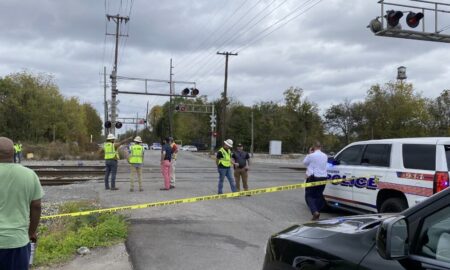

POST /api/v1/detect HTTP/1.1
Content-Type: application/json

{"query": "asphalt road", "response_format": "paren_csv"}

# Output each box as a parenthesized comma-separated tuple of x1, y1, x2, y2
(111, 150, 345, 270)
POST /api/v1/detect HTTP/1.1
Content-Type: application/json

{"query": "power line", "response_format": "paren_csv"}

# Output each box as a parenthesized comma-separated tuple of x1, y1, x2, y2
(177, 0, 253, 73)
(233, 0, 324, 53)
(187, 0, 288, 81)
(175, 0, 231, 66)
(182, 0, 268, 79)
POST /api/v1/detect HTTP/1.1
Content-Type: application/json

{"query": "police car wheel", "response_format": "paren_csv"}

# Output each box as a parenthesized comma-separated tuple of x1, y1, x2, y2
(379, 197, 408, 213)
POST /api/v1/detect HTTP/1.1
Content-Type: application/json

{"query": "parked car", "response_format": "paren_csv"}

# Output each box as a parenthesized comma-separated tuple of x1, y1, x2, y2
(262, 186, 450, 270)
(150, 142, 162, 150)
(325, 137, 450, 213)
(181, 145, 198, 152)
(142, 143, 149, 150)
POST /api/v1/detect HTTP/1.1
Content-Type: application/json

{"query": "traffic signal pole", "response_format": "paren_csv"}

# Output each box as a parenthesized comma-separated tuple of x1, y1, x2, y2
(106, 14, 129, 136)
(169, 59, 174, 137)
(217, 51, 238, 142)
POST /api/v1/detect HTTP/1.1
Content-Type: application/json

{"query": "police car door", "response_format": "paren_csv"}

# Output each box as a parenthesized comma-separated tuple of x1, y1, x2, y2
(324, 144, 365, 207)
(352, 144, 391, 213)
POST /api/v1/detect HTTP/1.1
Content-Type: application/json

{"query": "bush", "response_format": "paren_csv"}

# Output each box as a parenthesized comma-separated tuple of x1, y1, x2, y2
(34, 201, 128, 267)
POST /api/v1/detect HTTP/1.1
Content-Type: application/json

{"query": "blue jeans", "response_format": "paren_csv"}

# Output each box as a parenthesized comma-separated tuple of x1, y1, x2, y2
(218, 167, 237, 194)
(0, 243, 30, 270)
(305, 176, 327, 214)
(105, 159, 118, 189)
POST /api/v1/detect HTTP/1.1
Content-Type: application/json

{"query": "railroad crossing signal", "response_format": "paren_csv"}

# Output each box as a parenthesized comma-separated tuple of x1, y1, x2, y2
(210, 114, 217, 128)
(181, 88, 200, 97)
(175, 104, 186, 112)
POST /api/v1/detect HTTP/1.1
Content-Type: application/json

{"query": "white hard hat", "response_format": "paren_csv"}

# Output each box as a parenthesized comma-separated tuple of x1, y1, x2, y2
(134, 136, 142, 143)
(106, 134, 116, 140)
(224, 139, 233, 148)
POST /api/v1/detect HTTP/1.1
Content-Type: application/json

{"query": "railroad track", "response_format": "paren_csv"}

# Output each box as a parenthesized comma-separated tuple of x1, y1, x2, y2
(29, 165, 305, 186)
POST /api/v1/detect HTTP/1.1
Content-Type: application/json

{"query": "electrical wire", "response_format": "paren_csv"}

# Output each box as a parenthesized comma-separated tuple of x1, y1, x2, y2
(187, 0, 287, 81)
(233, 0, 324, 53)
(177, 0, 252, 73)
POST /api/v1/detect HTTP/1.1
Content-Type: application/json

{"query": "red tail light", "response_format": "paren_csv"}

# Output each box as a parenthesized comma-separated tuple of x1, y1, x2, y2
(434, 172, 449, 193)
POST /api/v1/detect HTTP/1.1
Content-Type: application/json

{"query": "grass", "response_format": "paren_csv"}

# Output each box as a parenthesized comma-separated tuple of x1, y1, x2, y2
(33, 201, 128, 267)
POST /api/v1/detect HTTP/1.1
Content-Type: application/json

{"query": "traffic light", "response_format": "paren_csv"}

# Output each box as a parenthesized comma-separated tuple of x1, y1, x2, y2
(182, 88, 190, 96)
(191, 88, 199, 96)
(115, 121, 122, 129)
(368, 18, 383, 33)
(104, 121, 112, 128)
(213, 131, 218, 137)
(406, 12, 424, 28)
(386, 10, 403, 28)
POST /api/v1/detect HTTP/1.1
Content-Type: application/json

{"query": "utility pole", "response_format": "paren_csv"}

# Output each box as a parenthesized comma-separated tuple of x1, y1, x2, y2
(217, 51, 238, 141)
(251, 109, 254, 157)
(169, 59, 174, 136)
(103, 66, 108, 137)
(107, 14, 129, 135)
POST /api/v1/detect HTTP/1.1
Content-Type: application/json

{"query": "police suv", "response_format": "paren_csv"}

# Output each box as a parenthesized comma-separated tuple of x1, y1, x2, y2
(325, 137, 450, 213)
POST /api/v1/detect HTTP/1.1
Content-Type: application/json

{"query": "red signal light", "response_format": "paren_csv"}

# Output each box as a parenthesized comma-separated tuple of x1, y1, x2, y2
(386, 10, 403, 28)
(434, 171, 449, 193)
(406, 12, 424, 28)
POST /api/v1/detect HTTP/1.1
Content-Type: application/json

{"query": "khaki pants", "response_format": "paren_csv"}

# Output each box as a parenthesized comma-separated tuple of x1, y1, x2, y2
(170, 159, 176, 185)
(130, 165, 143, 190)
(234, 168, 249, 191)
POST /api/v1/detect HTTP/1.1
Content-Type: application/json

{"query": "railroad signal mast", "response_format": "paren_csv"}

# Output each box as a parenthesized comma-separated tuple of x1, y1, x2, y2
(175, 104, 217, 153)
(368, 0, 450, 44)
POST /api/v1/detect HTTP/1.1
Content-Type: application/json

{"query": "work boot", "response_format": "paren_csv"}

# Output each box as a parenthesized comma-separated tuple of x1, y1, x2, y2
(139, 188, 144, 192)
(130, 188, 134, 192)
(111, 187, 119, 191)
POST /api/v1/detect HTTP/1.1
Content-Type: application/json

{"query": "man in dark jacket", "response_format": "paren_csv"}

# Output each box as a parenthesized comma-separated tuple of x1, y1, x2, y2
(232, 143, 250, 192)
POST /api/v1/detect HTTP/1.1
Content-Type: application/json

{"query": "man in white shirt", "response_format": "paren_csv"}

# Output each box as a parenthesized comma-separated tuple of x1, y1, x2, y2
(303, 141, 328, 220)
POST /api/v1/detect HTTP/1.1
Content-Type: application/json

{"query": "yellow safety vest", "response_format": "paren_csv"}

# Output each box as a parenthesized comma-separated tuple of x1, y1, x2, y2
(14, 144, 19, 153)
(17, 144, 22, 152)
(218, 147, 231, 167)
(104, 142, 117, 160)
(129, 144, 144, 164)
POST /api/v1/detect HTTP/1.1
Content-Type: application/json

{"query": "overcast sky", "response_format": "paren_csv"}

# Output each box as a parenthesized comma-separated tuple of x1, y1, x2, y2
(1, 0, 450, 133)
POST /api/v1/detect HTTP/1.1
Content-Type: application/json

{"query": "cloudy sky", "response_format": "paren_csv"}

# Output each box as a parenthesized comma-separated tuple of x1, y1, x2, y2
(1, 0, 450, 133)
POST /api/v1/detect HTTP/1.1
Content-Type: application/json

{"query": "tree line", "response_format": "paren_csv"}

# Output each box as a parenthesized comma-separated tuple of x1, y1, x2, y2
(0, 72, 102, 147)
(148, 83, 450, 153)
(1, 71, 448, 154)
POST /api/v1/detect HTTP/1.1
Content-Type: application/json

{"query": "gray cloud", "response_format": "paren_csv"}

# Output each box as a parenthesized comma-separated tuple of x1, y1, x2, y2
(1, 0, 449, 133)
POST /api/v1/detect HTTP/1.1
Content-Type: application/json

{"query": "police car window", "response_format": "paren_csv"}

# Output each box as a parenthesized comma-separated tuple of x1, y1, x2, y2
(361, 144, 391, 167)
(403, 144, 436, 171)
(445, 145, 450, 171)
(417, 206, 450, 263)
(336, 145, 364, 165)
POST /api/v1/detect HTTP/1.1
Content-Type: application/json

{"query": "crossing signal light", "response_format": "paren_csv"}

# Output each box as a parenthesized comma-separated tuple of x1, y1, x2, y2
(406, 12, 424, 28)
(386, 10, 403, 28)
(182, 88, 190, 96)
(175, 105, 180, 111)
(104, 121, 112, 128)
(115, 122, 122, 129)
(191, 88, 199, 96)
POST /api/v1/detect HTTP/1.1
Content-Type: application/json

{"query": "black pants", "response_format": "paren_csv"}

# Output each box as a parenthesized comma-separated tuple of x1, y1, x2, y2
(305, 176, 327, 214)
(0, 243, 30, 270)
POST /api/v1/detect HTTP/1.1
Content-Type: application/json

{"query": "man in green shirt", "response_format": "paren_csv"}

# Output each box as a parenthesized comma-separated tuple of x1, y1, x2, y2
(0, 137, 43, 270)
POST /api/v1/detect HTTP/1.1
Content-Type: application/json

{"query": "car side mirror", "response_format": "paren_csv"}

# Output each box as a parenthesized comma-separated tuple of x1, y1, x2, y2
(327, 157, 339, 166)
(376, 216, 409, 260)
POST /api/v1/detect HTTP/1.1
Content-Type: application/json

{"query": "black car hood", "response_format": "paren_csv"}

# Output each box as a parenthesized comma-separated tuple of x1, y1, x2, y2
(277, 214, 394, 239)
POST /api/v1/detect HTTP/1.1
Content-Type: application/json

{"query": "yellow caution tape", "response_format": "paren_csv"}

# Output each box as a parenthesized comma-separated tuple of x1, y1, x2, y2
(41, 177, 352, 220)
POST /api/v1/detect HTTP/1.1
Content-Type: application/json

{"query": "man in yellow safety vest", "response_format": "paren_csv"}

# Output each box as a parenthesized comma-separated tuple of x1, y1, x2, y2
(216, 139, 237, 194)
(103, 134, 131, 191)
(128, 136, 144, 192)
